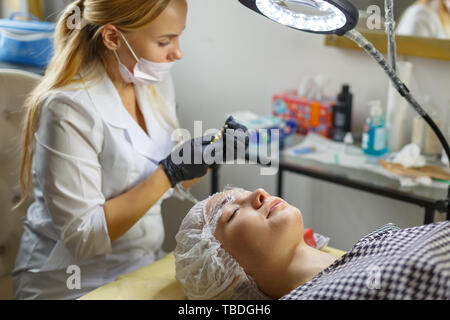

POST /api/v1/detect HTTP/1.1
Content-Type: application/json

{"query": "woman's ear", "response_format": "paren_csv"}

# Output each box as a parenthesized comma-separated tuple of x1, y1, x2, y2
(101, 24, 121, 51)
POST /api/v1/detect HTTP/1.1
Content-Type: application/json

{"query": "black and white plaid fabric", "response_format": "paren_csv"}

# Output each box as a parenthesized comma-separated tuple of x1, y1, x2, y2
(281, 221, 450, 300)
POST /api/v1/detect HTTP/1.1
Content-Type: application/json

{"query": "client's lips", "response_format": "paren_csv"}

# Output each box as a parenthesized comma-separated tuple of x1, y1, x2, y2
(267, 199, 285, 218)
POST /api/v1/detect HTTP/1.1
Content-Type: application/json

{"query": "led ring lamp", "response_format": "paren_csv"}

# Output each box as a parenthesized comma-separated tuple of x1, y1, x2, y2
(238, 0, 359, 35)
(238, 0, 450, 218)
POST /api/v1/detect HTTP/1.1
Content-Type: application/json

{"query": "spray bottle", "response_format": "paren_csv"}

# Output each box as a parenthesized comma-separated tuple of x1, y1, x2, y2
(411, 96, 443, 156)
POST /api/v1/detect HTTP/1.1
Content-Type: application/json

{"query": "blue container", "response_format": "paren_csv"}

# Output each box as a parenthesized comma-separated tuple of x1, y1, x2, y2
(0, 12, 55, 67)
(362, 101, 389, 157)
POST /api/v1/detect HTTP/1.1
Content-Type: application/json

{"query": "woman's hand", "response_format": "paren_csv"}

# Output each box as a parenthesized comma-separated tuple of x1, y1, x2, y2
(159, 116, 249, 187)
(159, 135, 215, 187)
(220, 116, 250, 162)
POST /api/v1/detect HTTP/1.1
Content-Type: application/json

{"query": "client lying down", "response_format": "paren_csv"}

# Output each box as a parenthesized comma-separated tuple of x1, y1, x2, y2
(174, 187, 450, 300)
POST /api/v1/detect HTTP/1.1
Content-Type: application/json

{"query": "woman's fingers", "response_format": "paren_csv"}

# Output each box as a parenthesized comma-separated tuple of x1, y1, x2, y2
(225, 116, 248, 132)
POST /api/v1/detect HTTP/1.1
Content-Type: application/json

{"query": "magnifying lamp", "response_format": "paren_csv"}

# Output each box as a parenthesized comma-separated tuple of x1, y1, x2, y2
(238, 0, 450, 219)
(238, 0, 359, 35)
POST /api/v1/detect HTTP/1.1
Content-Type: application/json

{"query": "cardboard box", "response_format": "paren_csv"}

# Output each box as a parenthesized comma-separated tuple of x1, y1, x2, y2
(272, 90, 336, 138)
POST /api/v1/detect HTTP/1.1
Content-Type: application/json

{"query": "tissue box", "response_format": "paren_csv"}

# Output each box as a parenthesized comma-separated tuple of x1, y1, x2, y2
(272, 90, 336, 138)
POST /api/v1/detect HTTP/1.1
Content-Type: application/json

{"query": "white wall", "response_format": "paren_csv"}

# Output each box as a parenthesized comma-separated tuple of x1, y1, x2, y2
(161, 0, 450, 252)
(41, 0, 72, 22)
(1, 0, 22, 18)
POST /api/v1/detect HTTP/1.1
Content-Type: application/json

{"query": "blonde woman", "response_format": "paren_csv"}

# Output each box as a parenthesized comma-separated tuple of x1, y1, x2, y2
(12, 0, 247, 299)
(396, 0, 450, 39)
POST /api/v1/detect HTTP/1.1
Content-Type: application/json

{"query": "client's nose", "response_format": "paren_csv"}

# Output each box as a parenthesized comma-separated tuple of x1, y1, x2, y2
(251, 188, 270, 209)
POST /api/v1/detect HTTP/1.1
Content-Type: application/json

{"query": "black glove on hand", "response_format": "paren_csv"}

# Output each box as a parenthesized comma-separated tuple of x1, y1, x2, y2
(221, 116, 250, 163)
(160, 117, 249, 187)
(160, 135, 214, 187)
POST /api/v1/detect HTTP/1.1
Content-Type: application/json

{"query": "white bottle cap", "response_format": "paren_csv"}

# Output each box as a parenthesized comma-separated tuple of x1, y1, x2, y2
(344, 132, 354, 145)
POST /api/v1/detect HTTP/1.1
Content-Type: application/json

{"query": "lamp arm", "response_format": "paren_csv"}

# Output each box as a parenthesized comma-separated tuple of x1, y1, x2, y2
(345, 29, 450, 217)
(345, 29, 450, 165)
(384, 0, 397, 73)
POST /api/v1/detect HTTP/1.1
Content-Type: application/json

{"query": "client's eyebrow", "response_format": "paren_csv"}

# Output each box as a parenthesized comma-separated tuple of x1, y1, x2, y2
(209, 189, 245, 218)
(216, 197, 232, 214)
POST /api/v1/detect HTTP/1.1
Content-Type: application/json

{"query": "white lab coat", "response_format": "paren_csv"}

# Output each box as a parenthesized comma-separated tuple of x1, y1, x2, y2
(12, 65, 181, 300)
(396, 2, 448, 39)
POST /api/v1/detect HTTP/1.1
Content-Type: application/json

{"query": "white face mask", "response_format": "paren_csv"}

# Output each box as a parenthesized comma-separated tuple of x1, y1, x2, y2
(113, 32, 175, 86)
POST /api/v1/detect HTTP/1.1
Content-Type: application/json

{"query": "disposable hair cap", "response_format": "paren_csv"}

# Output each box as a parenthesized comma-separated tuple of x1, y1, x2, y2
(174, 188, 270, 300)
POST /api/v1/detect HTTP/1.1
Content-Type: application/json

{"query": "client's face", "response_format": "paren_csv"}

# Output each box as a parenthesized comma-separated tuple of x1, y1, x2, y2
(208, 188, 304, 277)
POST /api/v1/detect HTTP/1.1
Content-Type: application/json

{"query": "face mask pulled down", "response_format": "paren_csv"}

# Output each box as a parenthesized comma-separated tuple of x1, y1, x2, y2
(113, 32, 175, 86)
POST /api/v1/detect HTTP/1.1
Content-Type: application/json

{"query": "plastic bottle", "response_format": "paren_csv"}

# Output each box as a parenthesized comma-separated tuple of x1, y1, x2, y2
(344, 132, 354, 151)
(411, 96, 442, 156)
(362, 100, 389, 156)
(333, 85, 353, 142)
(411, 114, 426, 152)
(343, 132, 360, 155)
(386, 61, 413, 152)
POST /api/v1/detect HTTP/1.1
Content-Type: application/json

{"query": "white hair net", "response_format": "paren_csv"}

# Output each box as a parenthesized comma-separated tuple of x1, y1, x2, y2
(174, 191, 270, 300)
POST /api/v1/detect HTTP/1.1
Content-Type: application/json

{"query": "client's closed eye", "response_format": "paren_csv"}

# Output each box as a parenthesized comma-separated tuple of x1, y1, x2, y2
(228, 207, 239, 223)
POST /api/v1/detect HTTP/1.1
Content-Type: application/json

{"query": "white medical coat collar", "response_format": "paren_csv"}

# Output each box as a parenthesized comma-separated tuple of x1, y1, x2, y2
(80, 68, 174, 163)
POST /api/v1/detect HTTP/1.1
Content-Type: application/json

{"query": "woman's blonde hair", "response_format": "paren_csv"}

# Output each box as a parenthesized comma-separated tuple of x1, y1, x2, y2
(16, 0, 179, 209)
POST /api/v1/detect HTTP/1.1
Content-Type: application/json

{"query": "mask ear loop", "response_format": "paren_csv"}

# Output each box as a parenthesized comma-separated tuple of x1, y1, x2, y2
(118, 31, 140, 63)
(112, 50, 123, 64)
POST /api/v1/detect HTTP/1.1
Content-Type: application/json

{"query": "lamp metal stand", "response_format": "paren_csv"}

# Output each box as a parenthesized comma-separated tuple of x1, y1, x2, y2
(345, 29, 450, 219)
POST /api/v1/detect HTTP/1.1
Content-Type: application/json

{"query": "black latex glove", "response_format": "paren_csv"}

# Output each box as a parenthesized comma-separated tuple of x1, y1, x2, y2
(160, 117, 249, 187)
(160, 135, 215, 187)
(221, 116, 250, 163)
